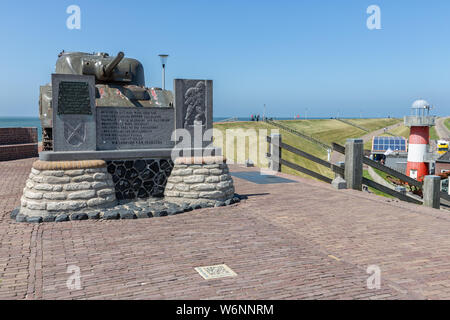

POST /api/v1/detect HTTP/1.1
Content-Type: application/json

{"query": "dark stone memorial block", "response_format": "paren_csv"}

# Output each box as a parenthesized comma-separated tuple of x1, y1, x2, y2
(52, 74, 96, 151)
(174, 79, 213, 148)
(96, 107, 175, 150)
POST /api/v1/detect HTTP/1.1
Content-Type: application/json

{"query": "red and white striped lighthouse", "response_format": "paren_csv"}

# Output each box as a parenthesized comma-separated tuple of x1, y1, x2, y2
(405, 100, 435, 182)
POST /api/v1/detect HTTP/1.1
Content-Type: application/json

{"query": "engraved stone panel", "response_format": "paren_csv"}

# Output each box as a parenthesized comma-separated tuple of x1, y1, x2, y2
(52, 74, 96, 152)
(64, 120, 86, 146)
(174, 79, 213, 148)
(96, 107, 175, 150)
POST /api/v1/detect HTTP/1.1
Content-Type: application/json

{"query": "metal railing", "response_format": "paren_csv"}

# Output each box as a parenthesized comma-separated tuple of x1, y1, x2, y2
(404, 115, 436, 127)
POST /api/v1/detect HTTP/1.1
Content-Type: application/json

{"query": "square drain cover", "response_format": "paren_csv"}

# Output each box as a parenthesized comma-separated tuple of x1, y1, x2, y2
(230, 171, 297, 184)
(195, 264, 237, 280)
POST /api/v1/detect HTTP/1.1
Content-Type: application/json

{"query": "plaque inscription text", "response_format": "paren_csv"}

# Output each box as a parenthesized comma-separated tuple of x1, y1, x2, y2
(96, 107, 174, 150)
(58, 81, 92, 115)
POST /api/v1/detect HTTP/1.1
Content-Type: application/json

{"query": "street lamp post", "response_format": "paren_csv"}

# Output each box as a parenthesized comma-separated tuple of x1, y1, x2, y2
(158, 54, 169, 90)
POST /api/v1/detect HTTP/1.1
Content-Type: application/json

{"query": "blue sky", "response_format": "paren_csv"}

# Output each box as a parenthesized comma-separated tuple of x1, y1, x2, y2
(0, 0, 449, 118)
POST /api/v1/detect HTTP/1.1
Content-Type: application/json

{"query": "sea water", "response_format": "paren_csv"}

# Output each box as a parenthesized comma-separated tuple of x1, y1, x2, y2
(0, 117, 263, 142)
(0, 117, 43, 142)
(0, 116, 342, 143)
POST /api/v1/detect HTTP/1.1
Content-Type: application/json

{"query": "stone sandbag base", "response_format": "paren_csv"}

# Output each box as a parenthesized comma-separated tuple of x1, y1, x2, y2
(164, 156, 235, 206)
(17, 160, 117, 222)
(13, 156, 241, 223)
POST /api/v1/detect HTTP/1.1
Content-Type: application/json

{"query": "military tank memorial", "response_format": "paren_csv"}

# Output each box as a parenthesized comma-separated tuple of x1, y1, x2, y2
(12, 51, 240, 223)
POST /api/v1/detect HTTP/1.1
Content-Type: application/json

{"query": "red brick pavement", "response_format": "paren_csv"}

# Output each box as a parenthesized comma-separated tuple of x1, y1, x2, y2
(0, 158, 449, 299)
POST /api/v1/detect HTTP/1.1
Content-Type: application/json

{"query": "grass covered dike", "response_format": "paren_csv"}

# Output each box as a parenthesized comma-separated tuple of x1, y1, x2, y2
(213, 118, 401, 182)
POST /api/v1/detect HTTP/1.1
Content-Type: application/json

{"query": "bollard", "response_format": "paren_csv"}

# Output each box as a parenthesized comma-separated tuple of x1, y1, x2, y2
(269, 133, 282, 172)
(344, 139, 363, 191)
(331, 161, 347, 190)
(423, 175, 440, 209)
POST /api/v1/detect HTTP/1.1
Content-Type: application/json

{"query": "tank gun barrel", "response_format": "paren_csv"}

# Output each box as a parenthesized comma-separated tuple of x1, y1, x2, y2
(103, 51, 124, 77)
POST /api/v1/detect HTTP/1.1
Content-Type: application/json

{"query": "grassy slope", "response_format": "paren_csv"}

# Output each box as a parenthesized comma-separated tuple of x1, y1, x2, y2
(383, 124, 438, 139)
(275, 119, 365, 146)
(273, 118, 401, 145)
(430, 127, 439, 140)
(445, 118, 450, 131)
(387, 125, 410, 137)
(214, 118, 402, 181)
(213, 121, 332, 180)
(347, 118, 401, 132)
(373, 167, 393, 183)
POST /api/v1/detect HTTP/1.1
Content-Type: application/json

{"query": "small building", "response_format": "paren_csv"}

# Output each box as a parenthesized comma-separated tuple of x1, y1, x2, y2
(435, 151, 450, 174)
(371, 136, 408, 173)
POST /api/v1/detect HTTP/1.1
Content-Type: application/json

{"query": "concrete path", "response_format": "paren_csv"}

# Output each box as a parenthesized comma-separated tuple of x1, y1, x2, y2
(435, 117, 450, 140)
(2, 158, 450, 299)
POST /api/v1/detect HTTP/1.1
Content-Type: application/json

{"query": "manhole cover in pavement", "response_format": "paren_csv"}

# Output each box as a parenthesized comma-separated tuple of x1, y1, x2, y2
(195, 264, 237, 280)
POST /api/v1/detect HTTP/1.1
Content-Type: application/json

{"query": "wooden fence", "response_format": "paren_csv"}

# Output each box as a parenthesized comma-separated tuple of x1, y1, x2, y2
(267, 134, 447, 208)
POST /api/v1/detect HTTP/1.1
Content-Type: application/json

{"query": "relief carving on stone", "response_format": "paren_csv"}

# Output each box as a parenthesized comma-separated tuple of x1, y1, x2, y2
(183, 81, 206, 128)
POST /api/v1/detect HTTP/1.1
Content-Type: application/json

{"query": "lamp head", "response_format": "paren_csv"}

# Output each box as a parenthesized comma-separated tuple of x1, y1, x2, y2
(158, 54, 169, 66)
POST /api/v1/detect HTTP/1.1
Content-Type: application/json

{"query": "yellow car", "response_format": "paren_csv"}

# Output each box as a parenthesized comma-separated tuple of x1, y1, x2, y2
(437, 140, 449, 155)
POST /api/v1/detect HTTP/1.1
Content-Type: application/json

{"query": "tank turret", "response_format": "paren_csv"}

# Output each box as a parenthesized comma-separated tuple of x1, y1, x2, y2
(39, 51, 174, 151)
(55, 51, 145, 86)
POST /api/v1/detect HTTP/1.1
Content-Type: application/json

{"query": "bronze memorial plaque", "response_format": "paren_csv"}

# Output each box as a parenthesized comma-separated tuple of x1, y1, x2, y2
(57, 81, 92, 115)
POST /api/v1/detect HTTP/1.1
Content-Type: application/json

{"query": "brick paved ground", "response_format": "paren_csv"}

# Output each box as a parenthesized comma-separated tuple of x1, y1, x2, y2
(1, 158, 450, 299)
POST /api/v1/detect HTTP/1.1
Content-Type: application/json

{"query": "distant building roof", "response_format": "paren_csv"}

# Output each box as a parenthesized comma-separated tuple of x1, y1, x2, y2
(412, 99, 430, 109)
(437, 151, 450, 163)
(372, 136, 408, 154)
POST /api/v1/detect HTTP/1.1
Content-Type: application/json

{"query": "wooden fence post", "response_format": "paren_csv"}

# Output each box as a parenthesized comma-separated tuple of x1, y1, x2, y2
(269, 133, 282, 172)
(344, 139, 363, 191)
(423, 175, 440, 209)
